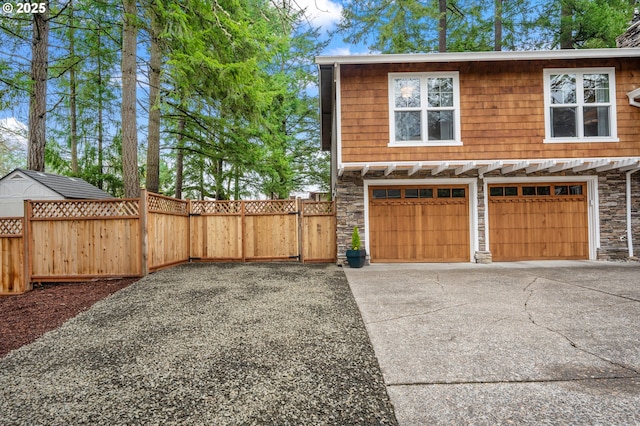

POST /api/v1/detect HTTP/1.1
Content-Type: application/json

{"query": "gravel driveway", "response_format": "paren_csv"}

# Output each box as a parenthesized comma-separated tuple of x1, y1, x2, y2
(0, 263, 397, 425)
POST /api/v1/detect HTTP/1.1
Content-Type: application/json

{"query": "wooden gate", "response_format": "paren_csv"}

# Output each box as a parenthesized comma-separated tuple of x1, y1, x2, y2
(190, 200, 336, 263)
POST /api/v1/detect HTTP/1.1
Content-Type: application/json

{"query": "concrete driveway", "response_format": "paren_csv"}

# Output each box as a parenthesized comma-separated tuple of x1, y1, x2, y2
(345, 261, 640, 425)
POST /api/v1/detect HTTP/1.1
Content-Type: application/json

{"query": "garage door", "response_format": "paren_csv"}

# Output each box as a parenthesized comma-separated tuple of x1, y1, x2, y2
(368, 185, 470, 262)
(488, 183, 588, 261)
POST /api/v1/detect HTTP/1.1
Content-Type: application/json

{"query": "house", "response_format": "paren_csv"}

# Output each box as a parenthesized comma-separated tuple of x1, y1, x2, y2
(0, 168, 113, 217)
(316, 48, 640, 263)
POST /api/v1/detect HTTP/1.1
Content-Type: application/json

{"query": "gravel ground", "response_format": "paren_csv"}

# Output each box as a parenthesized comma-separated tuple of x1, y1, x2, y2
(0, 263, 397, 425)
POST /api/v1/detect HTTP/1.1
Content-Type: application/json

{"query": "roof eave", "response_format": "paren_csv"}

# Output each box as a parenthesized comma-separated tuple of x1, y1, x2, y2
(315, 47, 640, 66)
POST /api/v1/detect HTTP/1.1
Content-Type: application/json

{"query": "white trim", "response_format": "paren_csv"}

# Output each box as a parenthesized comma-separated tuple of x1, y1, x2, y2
(335, 64, 342, 172)
(388, 72, 462, 146)
(337, 157, 640, 176)
(627, 87, 640, 107)
(315, 48, 640, 66)
(627, 168, 640, 257)
(543, 68, 618, 143)
(363, 178, 478, 263)
(483, 175, 599, 260)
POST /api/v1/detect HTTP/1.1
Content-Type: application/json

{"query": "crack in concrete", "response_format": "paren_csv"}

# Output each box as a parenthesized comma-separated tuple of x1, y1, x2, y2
(366, 303, 468, 325)
(523, 277, 640, 376)
(386, 375, 640, 387)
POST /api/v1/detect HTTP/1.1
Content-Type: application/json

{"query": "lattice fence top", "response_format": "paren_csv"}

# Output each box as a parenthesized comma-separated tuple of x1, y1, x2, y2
(303, 201, 334, 215)
(0, 218, 22, 236)
(30, 199, 140, 219)
(147, 193, 188, 214)
(245, 200, 296, 215)
(191, 201, 242, 215)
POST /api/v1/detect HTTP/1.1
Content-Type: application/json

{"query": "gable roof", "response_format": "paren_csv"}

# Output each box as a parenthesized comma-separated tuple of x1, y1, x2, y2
(1, 169, 113, 199)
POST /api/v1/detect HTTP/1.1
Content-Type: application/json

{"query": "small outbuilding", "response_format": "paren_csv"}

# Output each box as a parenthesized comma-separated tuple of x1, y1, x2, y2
(0, 168, 113, 217)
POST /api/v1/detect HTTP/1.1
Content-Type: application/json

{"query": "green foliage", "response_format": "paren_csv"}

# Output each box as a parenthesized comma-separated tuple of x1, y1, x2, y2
(339, 0, 636, 52)
(351, 226, 362, 251)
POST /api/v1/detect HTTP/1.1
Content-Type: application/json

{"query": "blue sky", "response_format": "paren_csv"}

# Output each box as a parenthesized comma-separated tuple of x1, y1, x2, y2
(296, 0, 370, 56)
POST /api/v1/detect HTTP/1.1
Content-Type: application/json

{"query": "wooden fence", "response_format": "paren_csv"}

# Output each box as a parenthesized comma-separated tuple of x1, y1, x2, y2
(1, 192, 335, 295)
(189, 199, 336, 262)
(147, 192, 190, 272)
(0, 217, 26, 295)
(28, 198, 143, 282)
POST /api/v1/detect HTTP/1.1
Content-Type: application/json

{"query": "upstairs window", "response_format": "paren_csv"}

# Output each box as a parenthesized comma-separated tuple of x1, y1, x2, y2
(544, 68, 618, 143)
(389, 72, 462, 146)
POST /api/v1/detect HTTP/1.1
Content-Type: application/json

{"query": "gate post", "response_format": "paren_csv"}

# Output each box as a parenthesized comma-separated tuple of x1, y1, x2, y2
(139, 189, 149, 277)
(298, 198, 304, 264)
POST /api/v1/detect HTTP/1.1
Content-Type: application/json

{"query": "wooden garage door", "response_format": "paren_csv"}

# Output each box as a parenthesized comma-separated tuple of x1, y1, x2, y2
(369, 185, 470, 262)
(488, 183, 588, 261)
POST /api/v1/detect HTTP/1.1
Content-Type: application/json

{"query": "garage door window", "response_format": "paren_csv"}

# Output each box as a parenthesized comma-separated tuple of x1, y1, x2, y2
(491, 184, 584, 197)
(372, 188, 402, 199)
(371, 186, 465, 200)
(405, 188, 433, 198)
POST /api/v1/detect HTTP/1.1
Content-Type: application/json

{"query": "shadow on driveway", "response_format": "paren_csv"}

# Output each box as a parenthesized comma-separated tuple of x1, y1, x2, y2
(345, 261, 640, 425)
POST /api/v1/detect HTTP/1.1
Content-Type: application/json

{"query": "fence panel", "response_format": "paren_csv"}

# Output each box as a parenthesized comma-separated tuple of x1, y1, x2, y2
(0, 218, 26, 295)
(302, 202, 337, 263)
(28, 199, 142, 281)
(147, 192, 190, 271)
(244, 200, 299, 261)
(190, 201, 243, 261)
(190, 200, 301, 261)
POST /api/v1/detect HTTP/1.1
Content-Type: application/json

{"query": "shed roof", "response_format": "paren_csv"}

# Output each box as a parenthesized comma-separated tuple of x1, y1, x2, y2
(1, 168, 114, 199)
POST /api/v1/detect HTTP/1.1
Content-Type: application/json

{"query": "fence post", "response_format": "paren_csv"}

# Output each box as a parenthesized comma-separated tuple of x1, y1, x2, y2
(139, 189, 149, 277)
(22, 200, 32, 293)
(241, 201, 246, 262)
(298, 198, 304, 264)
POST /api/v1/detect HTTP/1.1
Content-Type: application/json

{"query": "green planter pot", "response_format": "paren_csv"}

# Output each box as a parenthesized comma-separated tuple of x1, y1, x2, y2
(346, 249, 366, 268)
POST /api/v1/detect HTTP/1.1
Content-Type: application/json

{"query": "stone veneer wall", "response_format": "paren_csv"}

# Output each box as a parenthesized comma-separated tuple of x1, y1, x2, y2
(631, 171, 640, 259)
(335, 172, 366, 263)
(597, 172, 631, 260)
(335, 169, 639, 262)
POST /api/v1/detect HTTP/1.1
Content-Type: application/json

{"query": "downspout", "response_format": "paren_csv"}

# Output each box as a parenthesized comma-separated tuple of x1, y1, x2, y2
(626, 167, 640, 257)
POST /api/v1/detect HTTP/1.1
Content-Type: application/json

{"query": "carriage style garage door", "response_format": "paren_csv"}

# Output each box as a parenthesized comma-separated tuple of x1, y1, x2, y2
(368, 185, 470, 262)
(488, 182, 589, 261)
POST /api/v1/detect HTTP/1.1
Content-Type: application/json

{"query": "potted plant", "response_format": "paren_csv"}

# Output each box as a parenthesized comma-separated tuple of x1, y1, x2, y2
(346, 226, 366, 268)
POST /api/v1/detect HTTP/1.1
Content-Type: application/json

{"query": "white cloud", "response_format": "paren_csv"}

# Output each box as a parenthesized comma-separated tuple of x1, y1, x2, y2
(324, 46, 375, 56)
(293, 0, 343, 29)
(0, 117, 28, 149)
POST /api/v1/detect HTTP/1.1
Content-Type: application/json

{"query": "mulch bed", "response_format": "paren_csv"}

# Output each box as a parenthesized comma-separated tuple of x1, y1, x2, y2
(0, 278, 138, 358)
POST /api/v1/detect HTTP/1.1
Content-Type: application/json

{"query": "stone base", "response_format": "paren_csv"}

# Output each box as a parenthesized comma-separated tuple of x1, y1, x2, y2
(597, 248, 630, 261)
(475, 251, 493, 264)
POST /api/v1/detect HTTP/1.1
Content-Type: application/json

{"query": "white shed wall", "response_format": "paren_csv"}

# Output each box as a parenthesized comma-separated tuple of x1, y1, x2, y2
(0, 173, 61, 217)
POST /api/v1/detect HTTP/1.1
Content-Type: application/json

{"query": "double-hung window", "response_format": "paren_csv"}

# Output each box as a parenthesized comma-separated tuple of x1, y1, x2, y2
(543, 68, 618, 143)
(389, 72, 462, 146)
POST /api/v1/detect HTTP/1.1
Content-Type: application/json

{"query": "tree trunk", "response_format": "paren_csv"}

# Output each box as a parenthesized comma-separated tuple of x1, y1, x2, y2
(97, 24, 104, 189)
(438, 0, 447, 52)
(122, 0, 140, 197)
(175, 116, 185, 199)
(494, 0, 503, 51)
(69, 0, 78, 175)
(146, 10, 161, 193)
(560, 0, 573, 49)
(27, 2, 49, 172)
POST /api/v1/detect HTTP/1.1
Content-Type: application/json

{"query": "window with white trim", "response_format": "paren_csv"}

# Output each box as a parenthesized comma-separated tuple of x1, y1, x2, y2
(389, 72, 462, 146)
(543, 68, 618, 143)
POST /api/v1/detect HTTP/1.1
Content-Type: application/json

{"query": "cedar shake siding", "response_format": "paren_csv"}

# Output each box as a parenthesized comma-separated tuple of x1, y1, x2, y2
(339, 59, 640, 164)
